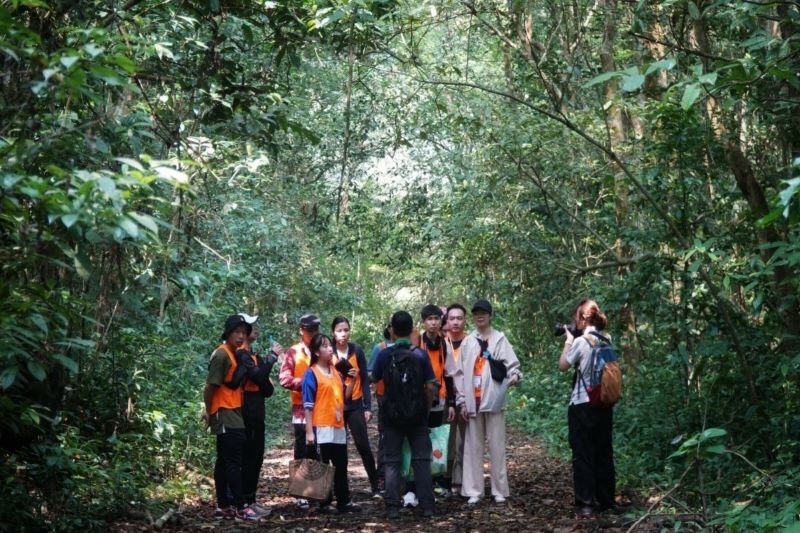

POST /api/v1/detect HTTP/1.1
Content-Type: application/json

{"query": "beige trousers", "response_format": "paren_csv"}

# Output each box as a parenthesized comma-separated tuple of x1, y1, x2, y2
(460, 411, 509, 498)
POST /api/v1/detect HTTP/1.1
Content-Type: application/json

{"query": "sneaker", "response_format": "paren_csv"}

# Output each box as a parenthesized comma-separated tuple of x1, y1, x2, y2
(420, 507, 434, 518)
(296, 498, 310, 510)
(218, 506, 236, 520)
(575, 505, 595, 519)
(386, 506, 400, 520)
(318, 504, 339, 514)
(236, 506, 260, 521)
(371, 490, 383, 500)
(467, 496, 481, 505)
(403, 491, 418, 508)
(338, 502, 362, 514)
(494, 495, 507, 504)
(249, 503, 272, 517)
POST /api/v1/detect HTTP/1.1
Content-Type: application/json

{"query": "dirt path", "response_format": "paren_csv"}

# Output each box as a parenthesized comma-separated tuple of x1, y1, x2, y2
(142, 414, 633, 532)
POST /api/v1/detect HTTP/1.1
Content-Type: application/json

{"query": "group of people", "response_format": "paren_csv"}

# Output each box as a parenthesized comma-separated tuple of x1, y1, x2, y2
(203, 297, 617, 521)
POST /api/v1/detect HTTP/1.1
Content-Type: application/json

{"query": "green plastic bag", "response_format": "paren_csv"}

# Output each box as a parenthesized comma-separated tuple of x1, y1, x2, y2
(401, 424, 450, 480)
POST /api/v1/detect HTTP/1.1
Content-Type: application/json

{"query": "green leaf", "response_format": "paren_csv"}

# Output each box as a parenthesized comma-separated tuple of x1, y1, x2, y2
(687, 1, 701, 20)
(61, 213, 79, 228)
(97, 176, 117, 197)
(129, 212, 159, 234)
(31, 314, 48, 334)
(116, 157, 144, 171)
(108, 54, 137, 73)
(621, 73, 646, 92)
(27, 360, 47, 381)
(90, 65, 124, 85)
(582, 71, 620, 88)
(681, 83, 702, 110)
(0, 367, 18, 390)
(701, 427, 727, 440)
(645, 58, 676, 75)
(698, 72, 717, 85)
(84, 43, 104, 58)
(119, 217, 140, 238)
(60, 56, 80, 69)
(704, 444, 726, 455)
(53, 354, 79, 374)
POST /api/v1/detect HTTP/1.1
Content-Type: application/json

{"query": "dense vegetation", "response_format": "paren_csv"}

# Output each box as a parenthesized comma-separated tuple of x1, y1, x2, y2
(1, 0, 799, 530)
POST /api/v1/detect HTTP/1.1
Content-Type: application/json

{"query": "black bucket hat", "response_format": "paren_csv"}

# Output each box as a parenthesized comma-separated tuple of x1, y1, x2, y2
(221, 314, 253, 340)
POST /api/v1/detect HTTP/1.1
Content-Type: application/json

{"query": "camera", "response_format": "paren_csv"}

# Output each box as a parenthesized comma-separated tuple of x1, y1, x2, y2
(554, 321, 583, 337)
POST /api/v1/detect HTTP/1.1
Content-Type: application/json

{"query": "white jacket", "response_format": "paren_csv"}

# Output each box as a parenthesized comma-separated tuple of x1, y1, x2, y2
(455, 329, 522, 414)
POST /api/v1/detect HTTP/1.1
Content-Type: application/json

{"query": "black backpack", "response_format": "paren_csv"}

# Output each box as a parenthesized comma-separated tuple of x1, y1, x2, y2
(382, 346, 427, 428)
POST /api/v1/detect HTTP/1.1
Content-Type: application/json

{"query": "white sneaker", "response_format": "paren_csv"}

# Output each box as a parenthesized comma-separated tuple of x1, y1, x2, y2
(296, 498, 310, 510)
(494, 495, 506, 504)
(249, 503, 272, 517)
(467, 496, 481, 505)
(403, 491, 419, 508)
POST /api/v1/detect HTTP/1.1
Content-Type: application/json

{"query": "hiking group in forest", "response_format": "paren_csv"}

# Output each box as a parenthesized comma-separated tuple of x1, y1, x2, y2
(202, 298, 618, 521)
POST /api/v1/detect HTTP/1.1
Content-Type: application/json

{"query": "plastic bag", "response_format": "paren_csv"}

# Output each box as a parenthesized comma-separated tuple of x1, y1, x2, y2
(400, 424, 450, 480)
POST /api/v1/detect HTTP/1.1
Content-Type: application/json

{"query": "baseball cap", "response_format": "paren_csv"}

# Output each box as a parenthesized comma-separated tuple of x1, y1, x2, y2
(299, 314, 321, 330)
(221, 314, 253, 340)
(471, 299, 493, 315)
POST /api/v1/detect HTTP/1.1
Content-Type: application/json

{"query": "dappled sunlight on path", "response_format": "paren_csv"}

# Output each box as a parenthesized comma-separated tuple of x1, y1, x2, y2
(118, 417, 633, 531)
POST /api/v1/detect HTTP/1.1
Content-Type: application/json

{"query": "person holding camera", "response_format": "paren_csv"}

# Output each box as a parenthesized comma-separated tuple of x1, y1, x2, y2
(331, 316, 380, 497)
(454, 299, 522, 505)
(558, 299, 615, 517)
(227, 315, 283, 517)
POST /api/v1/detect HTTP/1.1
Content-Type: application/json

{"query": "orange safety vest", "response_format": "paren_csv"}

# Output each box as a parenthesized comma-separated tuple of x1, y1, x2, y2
(424, 340, 447, 401)
(310, 364, 345, 428)
(473, 335, 490, 401)
(290, 342, 311, 406)
(210, 344, 242, 414)
(474, 355, 486, 402)
(348, 352, 363, 401)
(375, 341, 387, 396)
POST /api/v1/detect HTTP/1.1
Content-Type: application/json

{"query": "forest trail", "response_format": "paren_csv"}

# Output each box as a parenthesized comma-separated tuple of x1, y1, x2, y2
(126, 418, 633, 532)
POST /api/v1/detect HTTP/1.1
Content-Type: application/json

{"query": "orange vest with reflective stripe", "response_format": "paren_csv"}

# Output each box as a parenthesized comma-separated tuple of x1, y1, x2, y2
(291, 343, 311, 406)
(310, 365, 345, 428)
(210, 344, 242, 414)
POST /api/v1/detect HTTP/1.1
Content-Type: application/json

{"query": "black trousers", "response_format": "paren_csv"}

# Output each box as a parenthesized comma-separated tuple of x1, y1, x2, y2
(383, 423, 434, 512)
(215, 428, 246, 508)
(568, 402, 615, 509)
(242, 414, 265, 504)
(308, 442, 350, 508)
(345, 407, 379, 491)
(293, 423, 307, 460)
(376, 396, 385, 481)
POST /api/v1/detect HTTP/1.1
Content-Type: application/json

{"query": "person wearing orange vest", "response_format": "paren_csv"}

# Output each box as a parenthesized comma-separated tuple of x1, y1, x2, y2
(403, 305, 455, 504)
(443, 303, 467, 495)
(302, 333, 361, 514)
(202, 314, 258, 521)
(279, 313, 320, 510)
(455, 300, 522, 506)
(230, 315, 282, 517)
(331, 316, 380, 497)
